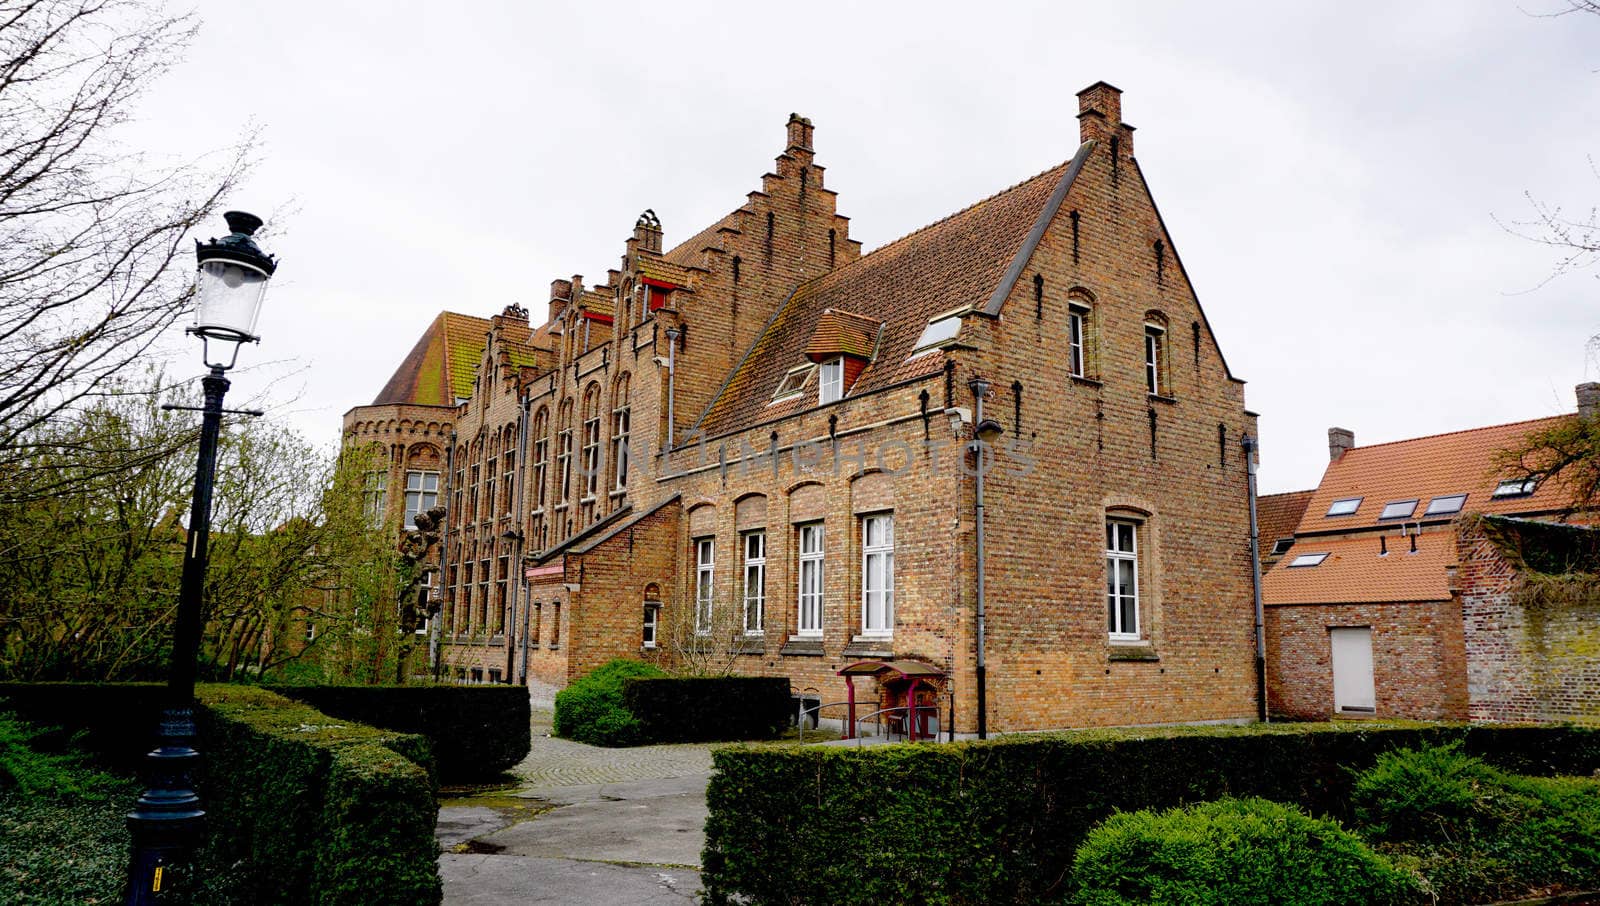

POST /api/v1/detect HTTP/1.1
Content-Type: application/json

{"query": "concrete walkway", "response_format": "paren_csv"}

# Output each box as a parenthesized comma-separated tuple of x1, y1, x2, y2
(437, 704, 716, 905)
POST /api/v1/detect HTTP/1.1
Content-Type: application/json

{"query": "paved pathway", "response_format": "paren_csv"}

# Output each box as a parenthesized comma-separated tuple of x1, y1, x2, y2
(437, 704, 716, 905)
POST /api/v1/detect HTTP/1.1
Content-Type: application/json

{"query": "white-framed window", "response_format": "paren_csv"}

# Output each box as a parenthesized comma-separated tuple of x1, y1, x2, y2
(1424, 494, 1467, 516)
(1106, 520, 1140, 641)
(819, 357, 844, 405)
(772, 363, 814, 402)
(1325, 497, 1362, 517)
(742, 531, 766, 635)
(1144, 326, 1165, 395)
(860, 514, 894, 637)
(1270, 538, 1295, 557)
(404, 470, 439, 528)
(797, 522, 824, 637)
(414, 570, 435, 635)
(1068, 307, 1086, 378)
(364, 471, 387, 526)
(642, 601, 660, 649)
(1379, 499, 1418, 520)
(695, 538, 715, 635)
(611, 397, 631, 491)
(1493, 478, 1538, 498)
(582, 415, 601, 500)
(1289, 552, 1330, 568)
(911, 313, 962, 355)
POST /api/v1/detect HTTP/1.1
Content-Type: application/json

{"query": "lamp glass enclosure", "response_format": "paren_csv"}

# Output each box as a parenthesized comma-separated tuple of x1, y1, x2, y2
(194, 259, 270, 342)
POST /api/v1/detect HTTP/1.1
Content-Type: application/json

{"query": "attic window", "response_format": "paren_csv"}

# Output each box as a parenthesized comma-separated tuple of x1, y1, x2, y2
(1424, 494, 1467, 516)
(1492, 478, 1538, 498)
(1288, 552, 1329, 568)
(818, 358, 844, 405)
(1325, 497, 1362, 517)
(911, 313, 963, 355)
(1379, 499, 1418, 520)
(771, 364, 814, 402)
(1270, 538, 1295, 556)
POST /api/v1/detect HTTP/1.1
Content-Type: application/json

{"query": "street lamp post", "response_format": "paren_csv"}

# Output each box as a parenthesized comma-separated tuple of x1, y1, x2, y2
(125, 211, 276, 904)
(968, 377, 1003, 740)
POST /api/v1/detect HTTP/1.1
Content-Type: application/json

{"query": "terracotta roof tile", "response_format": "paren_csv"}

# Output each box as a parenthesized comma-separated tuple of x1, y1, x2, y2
(1263, 533, 1454, 605)
(372, 311, 492, 406)
(805, 308, 881, 361)
(696, 160, 1075, 437)
(1258, 490, 1313, 546)
(1298, 415, 1576, 533)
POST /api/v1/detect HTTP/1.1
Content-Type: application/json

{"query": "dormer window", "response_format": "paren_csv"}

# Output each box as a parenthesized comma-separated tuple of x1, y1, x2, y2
(1493, 478, 1538, 498)
(818, 358, 844, 405)
(910, 311, 963, 357)
(1379, 499, 1418, 520)
(772, 363, 814, 402)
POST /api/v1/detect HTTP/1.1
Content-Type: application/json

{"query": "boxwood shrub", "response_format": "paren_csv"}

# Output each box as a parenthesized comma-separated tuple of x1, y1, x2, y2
(268, 683, 531, 782)
(622, 676, 790, 743)
(191, 684, 441, 905)
(701, 722, 1600, 906)
(1071, 797, 1417, 906)
(553, 659, 666, 746)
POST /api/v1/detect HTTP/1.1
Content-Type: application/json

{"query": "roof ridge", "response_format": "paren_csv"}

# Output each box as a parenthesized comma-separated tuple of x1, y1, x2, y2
(853, 159, 1071, 261)
(1343, 412, 1573, 456)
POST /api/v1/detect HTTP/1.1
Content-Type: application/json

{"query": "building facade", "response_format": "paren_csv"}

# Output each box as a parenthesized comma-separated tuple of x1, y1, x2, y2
(352, 83, 1265, 733)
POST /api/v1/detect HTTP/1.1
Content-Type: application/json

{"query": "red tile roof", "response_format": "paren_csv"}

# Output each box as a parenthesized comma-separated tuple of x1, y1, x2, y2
(1297, 415, 1575, 534)
(1258, 491, 1313, 547)
(1264, 533, 1455, 605)
(695, 155, 1082, 437)
(805, 309, 881, 362)
(372, 312, 493, 406)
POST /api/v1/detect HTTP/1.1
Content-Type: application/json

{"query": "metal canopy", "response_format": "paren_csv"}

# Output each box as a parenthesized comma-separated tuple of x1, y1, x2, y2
(837, 659, 944, 679)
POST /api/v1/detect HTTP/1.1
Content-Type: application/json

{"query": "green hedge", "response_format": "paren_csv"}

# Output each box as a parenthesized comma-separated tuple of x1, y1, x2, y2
(0, 681, 166, 771)
(623, 676, 790, 743)
(269, 684, 530, 783)
(191, 684, 440, 905)
(1071, 797, 1417, 905)
(553, 659, 667, 746)
(701, 722, 1600, 906)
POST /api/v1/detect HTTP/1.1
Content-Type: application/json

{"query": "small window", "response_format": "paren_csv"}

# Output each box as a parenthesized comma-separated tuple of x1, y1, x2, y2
(772, 364, 814, 402)
(1493, 478, 1538, 498)
(1325, 497, 1362, 517)
(1068, 306, 1087, 378)
(1144, 325, 1165, 395)
(1288, 552, 1329, 568)
(1379, 499, 1418, 520)
(912, 314, 962, 353)
(818, 358, 844, 405)
(642, 602, 660, 649)
(1270, 538, 1295, 556)
(1424, 494, 1467, 516)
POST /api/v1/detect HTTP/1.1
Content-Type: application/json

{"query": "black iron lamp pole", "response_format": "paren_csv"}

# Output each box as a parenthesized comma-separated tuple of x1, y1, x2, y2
(125, 212, 276, 904)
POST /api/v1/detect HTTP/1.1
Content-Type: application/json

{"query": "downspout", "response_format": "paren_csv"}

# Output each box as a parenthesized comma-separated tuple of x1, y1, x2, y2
(1241, 434, 1268, 722)
(973, 392, 989, 741)
(664, 326, 679, 451)
(516, 395, 533, 685)
(433, 432, 455, 680)
(505, 395, 530, 684)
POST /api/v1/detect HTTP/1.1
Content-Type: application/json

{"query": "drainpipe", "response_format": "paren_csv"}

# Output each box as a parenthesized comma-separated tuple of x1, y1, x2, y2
(506, 395, 531, 685)
(663, 326, 679, 451)
(969, 377, 1001, 740)
(432, 433, 455, 679)
(1241, 434, 1268, 722)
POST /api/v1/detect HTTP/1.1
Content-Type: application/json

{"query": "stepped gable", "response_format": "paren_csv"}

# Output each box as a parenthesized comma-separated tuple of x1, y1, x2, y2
(696, 159, 1076, 438)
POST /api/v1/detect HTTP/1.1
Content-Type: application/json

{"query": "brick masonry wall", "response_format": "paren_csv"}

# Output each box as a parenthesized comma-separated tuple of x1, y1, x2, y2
(1459, 521, 1600, 723)
(1265, 599, 1468, 721)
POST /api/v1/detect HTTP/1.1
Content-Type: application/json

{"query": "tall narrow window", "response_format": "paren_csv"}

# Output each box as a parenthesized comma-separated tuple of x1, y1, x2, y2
(484, 456, 496, 524)
(501, 440, 515, 514)
(642, 601, 660, 649)
(1068, 307, 1086, 378)
(861, 514, 894, 637)
(494, 554, 509, 636)
(404, 470, 439, 528)
(550, 602, 561, 646)
(1144, 326, 1165, 395)
(581, 385, 602, 509)
(364, 471, 387, 526)
(797, 523, 824, 637)
(1106, 520, 1140, 641)
(611, 376, 631, 492)
(743, 531, 766, 635)
(478, 556, 491, 632)
(695, 538, 715, 635)
(819, 358, 844, 405)
(531, 408, 549, 546)
(468, 465, 480, 523)
(556, 401, 573, 518)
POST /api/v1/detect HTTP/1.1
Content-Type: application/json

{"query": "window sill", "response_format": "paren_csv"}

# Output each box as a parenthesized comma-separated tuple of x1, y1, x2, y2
(609, 489, 627, 500)
(780, 637, 825, 657)
(1107, 644, 1158, 662)
(1070, 375, 1103, 388)
(548, 644, 561, 650)
(1147, 393, 1177, 405)
(735, 637, 765, 655)
(842, 638, 894, 659)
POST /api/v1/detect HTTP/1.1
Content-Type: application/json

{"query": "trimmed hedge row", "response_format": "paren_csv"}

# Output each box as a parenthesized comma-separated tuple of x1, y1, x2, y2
(269, 684, 531, 782)
(623, 676, 790, 744)
(0, 681, 166, 771)
(191, 684, 440, 905)
(701, 722, 1600, 906)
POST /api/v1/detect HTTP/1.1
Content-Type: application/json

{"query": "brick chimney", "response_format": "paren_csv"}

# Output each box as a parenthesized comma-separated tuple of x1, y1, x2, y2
(1578, 382, 1600, 420)
(1328, 427, 1355, 462)
(632, 209, 662, 254)
(548, 278, 572, 322)
(1077, 81, 1122, 144)
(786, 113, 814, 152)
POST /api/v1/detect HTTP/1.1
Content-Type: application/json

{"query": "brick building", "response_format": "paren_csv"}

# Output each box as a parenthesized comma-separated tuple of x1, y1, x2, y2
(1263, 384, 1599, 723)
(350, 83, 1265, 733)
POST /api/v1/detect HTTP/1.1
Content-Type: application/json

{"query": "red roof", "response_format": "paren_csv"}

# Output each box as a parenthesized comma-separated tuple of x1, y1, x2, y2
(1264, 533, 1454, 605)
(372, 311, 493, 406)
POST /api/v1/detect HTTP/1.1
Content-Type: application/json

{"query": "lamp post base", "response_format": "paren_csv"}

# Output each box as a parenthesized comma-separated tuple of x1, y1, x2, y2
(124, 705, 205, 904)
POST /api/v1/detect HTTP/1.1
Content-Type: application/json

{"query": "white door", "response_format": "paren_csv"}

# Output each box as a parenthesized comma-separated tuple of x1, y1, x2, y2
(1330, 627, 1376, 713)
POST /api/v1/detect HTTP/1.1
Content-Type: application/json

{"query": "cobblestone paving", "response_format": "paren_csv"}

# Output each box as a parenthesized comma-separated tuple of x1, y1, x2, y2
(506, 705, 716, 794)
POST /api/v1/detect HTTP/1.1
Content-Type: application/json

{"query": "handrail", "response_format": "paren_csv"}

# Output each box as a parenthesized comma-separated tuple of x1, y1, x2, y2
(796, 700, 851, 743)
(851, 704, 940, 745)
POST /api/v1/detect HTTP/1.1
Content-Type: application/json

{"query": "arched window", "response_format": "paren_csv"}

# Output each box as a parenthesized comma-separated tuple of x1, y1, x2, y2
(580, 383, 603, 523)
(611, 373, 631, 495)
(502, 421, 517, 515)
(556, 399, 574, 535)
(530, 407, 549, 549)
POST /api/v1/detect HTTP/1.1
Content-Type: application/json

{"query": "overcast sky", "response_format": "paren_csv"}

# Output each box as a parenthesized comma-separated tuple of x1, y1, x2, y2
(124, 1, 1599, 495)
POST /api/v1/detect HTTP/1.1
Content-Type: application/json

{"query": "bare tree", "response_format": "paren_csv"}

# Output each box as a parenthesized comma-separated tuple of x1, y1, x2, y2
(0, 0, 252, 500)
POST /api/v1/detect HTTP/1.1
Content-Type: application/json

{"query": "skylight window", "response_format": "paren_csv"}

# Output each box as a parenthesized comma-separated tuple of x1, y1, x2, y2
(1492, 478, 1538, 498)
(1271, 538, 1295, 556)
(1325, 497, 1362, 517)
(911, 313, 963, 355)
(1288, 552, 1329, 568)
(1379, 499, 1418, 520)
(1424, 494, 1467, 516)
(771, 364, 814, 402)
